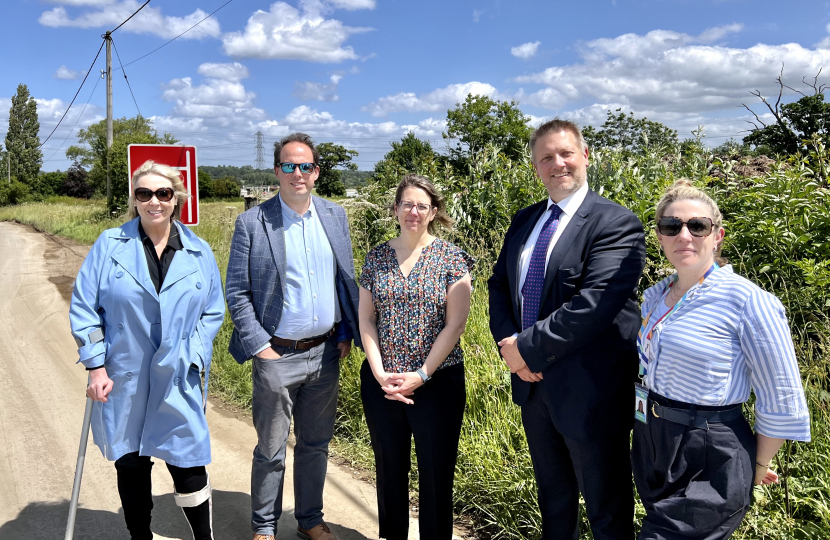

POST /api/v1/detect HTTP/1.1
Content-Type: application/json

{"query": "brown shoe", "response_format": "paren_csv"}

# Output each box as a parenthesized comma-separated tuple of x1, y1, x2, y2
(253, 534, 275, 540)
(297, 521, 338, 540)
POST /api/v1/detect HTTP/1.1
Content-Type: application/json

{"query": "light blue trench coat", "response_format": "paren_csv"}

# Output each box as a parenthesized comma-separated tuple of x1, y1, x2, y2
(69, 218, 225, 467)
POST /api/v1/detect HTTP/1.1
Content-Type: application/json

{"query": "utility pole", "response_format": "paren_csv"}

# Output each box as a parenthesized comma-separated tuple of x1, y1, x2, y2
(255, 131, 265, 170)
(105, 32, 113, 205)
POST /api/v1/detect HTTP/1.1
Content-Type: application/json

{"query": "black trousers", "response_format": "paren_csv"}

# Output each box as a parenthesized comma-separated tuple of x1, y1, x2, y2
(114, 452, 210, 540)
(631, 392, 756, 540)
(360, 360, 466, 540)
(521, 382, 634, 540)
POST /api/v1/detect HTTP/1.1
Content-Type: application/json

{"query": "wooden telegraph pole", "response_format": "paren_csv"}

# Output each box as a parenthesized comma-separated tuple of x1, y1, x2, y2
(105, 31, 113, 205)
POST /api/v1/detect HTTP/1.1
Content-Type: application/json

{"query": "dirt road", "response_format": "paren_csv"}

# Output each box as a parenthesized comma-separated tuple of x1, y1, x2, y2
(0, 222, 453, 540)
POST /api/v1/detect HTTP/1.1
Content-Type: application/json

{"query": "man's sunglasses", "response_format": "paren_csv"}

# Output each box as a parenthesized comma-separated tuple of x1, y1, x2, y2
(278, 162, 316, 174)
(657, 216, 714, 237)
(134, 187, 175, 202)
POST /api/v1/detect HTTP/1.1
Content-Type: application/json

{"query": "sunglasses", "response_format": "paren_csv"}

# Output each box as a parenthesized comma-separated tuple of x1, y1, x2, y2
(657, 216, 714, 237)
(134, 187, 175, 202)
(278, 162, 316, 174)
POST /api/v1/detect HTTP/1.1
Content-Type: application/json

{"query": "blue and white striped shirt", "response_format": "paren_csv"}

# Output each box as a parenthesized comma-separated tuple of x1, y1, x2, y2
(640, 265, 810, 441)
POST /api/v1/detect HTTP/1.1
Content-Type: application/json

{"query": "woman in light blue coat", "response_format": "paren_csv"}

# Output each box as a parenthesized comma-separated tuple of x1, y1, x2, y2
(69, 160, 225, 540)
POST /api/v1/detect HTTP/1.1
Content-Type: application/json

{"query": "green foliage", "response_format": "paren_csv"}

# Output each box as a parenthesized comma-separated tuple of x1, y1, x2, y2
(35, 171, 67, 197)
(444, 94, 533, 165)
(744, 93, 830, 157)
(340, 169, 372, 188)
(0, 179, 32, 206)
(64, 161, 94, 199)
(373, 132, 439, 175)
(4, 84, 42, 186)
(317, 142, 358, 197)
(198, 164, 274, 186)
(66, 116, 177, 212)
(198, 168, 214, 199)
(583, 108, 678, 153)
(213, 176, 242, 199)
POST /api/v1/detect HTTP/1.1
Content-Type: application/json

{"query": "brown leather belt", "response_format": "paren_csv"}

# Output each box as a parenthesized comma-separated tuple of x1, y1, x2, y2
(270, 328, 335, 351)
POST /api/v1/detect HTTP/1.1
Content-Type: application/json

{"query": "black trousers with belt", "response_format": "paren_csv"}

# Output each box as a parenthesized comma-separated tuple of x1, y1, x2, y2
(631, 391, 757, 540)
(114, 451, 210, 540)
(360, 360, 466, 540)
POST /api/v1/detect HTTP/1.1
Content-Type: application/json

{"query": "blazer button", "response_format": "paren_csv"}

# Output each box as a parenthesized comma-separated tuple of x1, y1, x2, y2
(118, 323, 124, 329)
(547, 355, 556, 361)
(126, 372, 132, 379)
(174, 377, 181, 385)
(116, 271, 124, 278)
(270, 326, 276, 332)
(182, 332, 188, 340)
(196, 282, 202, 289)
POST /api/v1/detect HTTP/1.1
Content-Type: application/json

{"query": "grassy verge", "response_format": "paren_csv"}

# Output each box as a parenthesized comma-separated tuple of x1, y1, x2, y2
(3, 198, 828, 539)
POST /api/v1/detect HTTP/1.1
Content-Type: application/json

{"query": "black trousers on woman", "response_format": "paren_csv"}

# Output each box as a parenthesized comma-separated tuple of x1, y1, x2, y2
(360, 360, 466, 540)
(631, 391, 757, 540)
(114, 452, 212, 540)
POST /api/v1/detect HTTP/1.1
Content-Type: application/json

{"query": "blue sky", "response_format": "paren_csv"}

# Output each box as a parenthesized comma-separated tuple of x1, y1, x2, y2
(3, 0, 830, 172)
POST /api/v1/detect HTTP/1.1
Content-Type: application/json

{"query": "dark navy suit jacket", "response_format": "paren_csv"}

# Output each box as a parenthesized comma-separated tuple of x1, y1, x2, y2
(488, 188, 646, 440)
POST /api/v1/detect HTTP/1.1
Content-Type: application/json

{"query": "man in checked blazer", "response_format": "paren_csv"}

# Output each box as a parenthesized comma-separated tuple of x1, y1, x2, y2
(226, 132, 361, 540)
(488, 119, 646, 540)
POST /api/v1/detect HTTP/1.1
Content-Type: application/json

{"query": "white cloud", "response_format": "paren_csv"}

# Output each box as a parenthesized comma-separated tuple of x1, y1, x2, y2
(511, 41, 541, 59)
(293, 81, 340, 102)
(53, 65, 85, 80)
(161, 77, 265, 123)
(39, 1, 221, 40)
(326, 0, 376, 9)
(513, 25, 830, 113)
(222, 1, 372, 62)
(197, 62, 250, 82)
(362, 82, 498, 117)
(43, 0, 114, 5)
(473, 10, 483, 22)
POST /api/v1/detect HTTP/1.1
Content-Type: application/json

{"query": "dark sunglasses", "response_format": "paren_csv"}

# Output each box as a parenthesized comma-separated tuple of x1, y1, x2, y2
(657, 216, 714, 237)
(278, 162, 316, 174)
(134, 187, 175, 202)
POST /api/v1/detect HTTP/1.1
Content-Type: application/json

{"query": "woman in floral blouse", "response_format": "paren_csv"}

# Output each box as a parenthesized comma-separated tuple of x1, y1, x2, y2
(359, 174, 474, 540)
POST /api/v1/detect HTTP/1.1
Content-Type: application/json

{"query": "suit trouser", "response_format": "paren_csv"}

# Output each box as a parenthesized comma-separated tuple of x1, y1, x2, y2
(360, 360, 466, 540)
(521, 382, 634, 540)
(250, 336, 340, 536)
(114, 452, 211, 540)
(631, 392, 756, 540)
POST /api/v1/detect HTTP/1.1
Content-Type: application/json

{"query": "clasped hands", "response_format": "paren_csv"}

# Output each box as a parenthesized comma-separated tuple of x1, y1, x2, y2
(374, 371, 424, 405)
(497, 335, 543, 383)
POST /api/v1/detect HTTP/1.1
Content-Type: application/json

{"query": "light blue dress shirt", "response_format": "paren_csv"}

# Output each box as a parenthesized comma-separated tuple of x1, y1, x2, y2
(640, 265, 811, 441)
(272, 194, 340, 340)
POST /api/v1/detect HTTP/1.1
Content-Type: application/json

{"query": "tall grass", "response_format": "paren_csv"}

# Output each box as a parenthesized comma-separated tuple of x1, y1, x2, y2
(2, 146, 828, 539)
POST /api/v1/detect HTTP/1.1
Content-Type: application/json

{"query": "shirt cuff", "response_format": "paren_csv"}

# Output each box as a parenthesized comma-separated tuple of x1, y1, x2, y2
(754, 408, 812, 442)
(254, 342, 271, 357)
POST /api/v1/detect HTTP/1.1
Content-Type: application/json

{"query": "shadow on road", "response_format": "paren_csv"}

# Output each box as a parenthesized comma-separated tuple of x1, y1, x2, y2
(0, 490, 373, 540)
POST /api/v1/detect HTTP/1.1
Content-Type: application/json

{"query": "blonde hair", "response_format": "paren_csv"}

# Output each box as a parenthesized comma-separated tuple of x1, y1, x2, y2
(655, 178, 726, 263)
(127, 160, 190, 222)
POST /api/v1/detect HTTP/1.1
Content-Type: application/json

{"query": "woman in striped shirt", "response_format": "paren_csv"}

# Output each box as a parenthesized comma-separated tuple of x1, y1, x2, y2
(632, 179, 810, 540)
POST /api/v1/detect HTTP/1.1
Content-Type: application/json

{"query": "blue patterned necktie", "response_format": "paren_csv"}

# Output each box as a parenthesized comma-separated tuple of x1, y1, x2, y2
(521, 204, 563, 330)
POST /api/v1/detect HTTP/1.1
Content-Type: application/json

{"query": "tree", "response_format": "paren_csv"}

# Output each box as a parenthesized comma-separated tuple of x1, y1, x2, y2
(66, 116, 177, 212)
(374, 132, 438, 174)
(444, 94, 532, 164)
(4, 84, 43, 186)
(582, 108, 678, 153)
(36, 171, 67, 197)
(198, 168, 214, 199)
(316, 142, 358, 197)
(0, 179, 31, 206)
(63, 161, 94, 198)
(742, 69, 830, 157)
(213, 176, 241, 198)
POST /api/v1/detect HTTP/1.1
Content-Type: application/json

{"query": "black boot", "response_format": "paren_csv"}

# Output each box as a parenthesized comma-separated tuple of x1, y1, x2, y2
(115, 452, 154, 540)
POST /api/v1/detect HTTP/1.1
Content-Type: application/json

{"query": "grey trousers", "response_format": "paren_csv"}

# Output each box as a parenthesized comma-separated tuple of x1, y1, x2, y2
(250, 337, 340, 536)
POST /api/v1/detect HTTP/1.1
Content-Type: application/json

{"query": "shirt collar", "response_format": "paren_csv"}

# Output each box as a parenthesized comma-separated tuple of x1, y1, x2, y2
(546, 180, 589, 218)
(138, 221, 183, 251)
(278, 192, 314, 220)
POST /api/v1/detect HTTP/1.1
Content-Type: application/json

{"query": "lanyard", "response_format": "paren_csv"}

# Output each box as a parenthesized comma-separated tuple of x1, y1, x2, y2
(637, 263, 718, 375)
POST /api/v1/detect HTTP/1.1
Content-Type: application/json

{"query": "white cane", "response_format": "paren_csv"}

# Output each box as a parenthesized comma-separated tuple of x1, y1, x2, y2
(65, 375, 94, 540)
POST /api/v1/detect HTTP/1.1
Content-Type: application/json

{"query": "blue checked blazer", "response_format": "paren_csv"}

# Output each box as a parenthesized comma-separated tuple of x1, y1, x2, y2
(225, 195, 361, 363)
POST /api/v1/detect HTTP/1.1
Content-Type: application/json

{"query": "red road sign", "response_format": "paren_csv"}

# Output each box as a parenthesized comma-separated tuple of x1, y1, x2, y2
(128, 144, 199, 226)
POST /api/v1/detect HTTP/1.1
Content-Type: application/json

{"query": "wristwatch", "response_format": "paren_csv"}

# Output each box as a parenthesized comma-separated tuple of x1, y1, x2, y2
(416, 367, 431, 383)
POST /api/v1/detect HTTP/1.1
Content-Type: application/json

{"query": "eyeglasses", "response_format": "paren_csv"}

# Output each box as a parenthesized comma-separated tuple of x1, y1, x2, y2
(134, 187, 175, 202)
(278, 162, 316, 174)
(398, 201, 433, 214)
(657, 216, 714, 237)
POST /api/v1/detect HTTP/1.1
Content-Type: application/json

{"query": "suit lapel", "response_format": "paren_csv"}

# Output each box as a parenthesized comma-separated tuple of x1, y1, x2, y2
(260, 197, 287, 293)
(160, 223, 198, 293)
(312, 197, 344, 268)
(110, 219, 159, 301)
(540, 190, 596, 302)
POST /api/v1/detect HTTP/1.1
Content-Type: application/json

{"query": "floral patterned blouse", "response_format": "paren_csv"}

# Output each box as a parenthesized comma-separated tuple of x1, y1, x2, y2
(359, 238, 475, 374)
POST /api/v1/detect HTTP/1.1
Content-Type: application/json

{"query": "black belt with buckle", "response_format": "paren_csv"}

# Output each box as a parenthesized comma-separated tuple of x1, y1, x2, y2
(270, 328, 335, 351)
(650, 402, 743, 431)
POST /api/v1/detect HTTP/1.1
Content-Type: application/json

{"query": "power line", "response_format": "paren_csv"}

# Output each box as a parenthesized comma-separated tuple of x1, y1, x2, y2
(39, 39, 106, 149)
(115, 0, 235, 72)
(111, 0, 152, 34)
(44, 75, 102, 163)
(110, 37, 142, 118)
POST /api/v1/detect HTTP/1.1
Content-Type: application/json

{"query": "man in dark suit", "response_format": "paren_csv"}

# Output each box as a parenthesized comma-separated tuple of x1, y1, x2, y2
(488, 119, 645, 540)
(226, 133, 360, 540)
